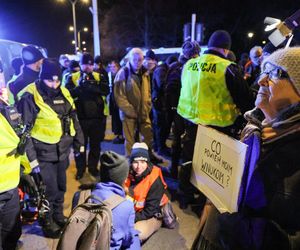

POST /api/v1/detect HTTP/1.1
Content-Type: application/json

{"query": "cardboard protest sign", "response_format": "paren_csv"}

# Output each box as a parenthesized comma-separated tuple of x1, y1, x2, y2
(190, 125, 248, 213)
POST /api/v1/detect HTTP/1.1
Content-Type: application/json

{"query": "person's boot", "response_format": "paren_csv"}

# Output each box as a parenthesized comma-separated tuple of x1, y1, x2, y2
(41, 216, 61, 238)
(53, 214, 68, 228)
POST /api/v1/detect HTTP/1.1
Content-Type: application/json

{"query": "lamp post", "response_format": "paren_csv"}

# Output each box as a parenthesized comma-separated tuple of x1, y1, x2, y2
(57, 0, 89, 53)
(69, 26, 88, 52)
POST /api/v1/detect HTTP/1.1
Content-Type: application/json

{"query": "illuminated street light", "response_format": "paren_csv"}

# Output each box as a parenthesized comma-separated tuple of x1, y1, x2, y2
(72, 40, 75, 44)
(57, 0, 89, 53)
(248, 32, 254, 38)
(262, 40, 266, 44)
(69, 26, 74, 31)
(68, 26, 89, 51)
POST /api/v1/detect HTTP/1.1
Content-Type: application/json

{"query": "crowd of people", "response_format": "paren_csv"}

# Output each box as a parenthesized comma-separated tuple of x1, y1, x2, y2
(0, 27, 299, 250)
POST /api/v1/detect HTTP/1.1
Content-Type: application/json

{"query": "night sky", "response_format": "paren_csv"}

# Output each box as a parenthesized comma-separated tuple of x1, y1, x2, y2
(0, 0, 299, 60)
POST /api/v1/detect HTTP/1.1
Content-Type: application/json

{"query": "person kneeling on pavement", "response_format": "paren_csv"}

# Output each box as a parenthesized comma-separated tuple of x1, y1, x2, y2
(17, 58, 84, 238)
(125, 142, 169, 242)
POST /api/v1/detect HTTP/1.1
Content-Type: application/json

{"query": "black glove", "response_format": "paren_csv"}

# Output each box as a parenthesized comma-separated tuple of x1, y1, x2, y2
(218, 212, 266, 250)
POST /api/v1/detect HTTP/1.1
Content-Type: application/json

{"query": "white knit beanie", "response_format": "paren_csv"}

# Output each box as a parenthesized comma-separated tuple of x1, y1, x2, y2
(261, 47, 300, 95)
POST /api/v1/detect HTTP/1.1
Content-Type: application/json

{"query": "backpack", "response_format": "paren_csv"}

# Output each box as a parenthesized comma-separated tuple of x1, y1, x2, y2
(57, 190, 125, 250)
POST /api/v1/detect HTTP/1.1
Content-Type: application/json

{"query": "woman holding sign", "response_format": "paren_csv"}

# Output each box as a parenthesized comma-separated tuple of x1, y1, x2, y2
(194, 47, 300, 250)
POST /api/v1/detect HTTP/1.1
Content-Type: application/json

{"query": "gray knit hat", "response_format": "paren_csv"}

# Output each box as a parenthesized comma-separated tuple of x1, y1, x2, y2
(100, 151, 129, 186)
(261, 47, 300, 95)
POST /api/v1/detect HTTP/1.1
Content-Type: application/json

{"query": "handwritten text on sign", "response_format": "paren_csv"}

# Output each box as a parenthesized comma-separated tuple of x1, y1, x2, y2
(191, 125, 247, 213)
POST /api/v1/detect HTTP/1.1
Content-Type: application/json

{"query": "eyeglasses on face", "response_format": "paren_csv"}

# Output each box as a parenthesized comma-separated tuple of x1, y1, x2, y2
(260, 63, 290, 81)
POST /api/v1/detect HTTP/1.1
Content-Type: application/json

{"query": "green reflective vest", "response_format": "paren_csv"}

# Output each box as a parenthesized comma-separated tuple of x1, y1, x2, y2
(0, 112, 21, 192)
(25, 83, 76, 144)
(71, 71, 109, 116)
(177, 54, 240, 127)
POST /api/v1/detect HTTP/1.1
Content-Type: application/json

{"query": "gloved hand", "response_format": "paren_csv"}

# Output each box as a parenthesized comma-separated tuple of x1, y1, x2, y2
(31, 166, 41, 174)
(218, 212, 266, 250)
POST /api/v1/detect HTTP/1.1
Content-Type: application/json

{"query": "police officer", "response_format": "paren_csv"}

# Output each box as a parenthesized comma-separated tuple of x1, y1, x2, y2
(17, 58, 84, 238)
(65, 53, 109, 179)
(7, 45, 44, 104)
(177, 30, 255, 209)
(0, 97, 38, 249)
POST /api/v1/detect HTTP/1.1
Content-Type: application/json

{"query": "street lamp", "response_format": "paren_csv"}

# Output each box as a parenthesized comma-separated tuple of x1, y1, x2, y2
(248, 32, 254, 38)
(69, 26, 89, 51)
(57, 0, 89, 53)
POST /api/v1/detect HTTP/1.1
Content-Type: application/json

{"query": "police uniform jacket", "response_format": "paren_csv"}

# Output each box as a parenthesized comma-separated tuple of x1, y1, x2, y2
(17, 80, 84, 163)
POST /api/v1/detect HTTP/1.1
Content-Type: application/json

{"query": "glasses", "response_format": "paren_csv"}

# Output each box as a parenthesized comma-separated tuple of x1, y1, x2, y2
(260, 65, 290, 81)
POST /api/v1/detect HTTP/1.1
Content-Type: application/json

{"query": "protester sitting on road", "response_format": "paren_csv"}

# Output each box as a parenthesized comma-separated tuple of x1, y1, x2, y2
(193, 47, 300, 250)
(73, 151, 141, 249)
(125, 142, 169, 242)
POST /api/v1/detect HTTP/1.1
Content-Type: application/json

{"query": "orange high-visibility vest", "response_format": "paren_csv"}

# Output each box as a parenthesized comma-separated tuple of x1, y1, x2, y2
(125, 166, 169, 212)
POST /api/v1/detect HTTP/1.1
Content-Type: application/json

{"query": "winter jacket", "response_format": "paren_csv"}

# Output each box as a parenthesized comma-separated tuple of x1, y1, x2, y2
(7, 66, 40, 104)
(17, 80, 84, 163)
(114, 63, 151, 122)
(218, 104, 300, 250)
(65, 71, 110, 119)
(125, 165, 167, 222)
(92, 182, 141, 250)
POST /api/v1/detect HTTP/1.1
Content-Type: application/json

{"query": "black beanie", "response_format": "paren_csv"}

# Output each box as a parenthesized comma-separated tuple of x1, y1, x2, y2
(39, 58, 62, 81)
(130, 142, 150, 163)
(22, 45, 44, 65)
(145, 50, 156, 60)
(182, 41, 201, 59)
(69, 60, 80, 71)
(100, 151, 129, 186)
(208, 30, 232, 50)
(80, 53, 94, 65)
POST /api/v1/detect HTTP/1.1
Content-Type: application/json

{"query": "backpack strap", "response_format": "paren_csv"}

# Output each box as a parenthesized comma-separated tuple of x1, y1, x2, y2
(103, 194, 126, 210)
(78, 189, 92, 205)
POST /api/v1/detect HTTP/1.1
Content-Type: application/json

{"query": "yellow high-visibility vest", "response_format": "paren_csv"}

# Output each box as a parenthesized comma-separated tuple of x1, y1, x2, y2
(0, 112, 21, 192)
(178, 54, 240, 127)
(25, 83, 76, 144)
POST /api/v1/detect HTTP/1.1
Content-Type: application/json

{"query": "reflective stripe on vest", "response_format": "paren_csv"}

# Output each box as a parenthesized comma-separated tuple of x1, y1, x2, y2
(125, 166, 169, 212)
(71, 71, 109, 116)
(25, 83, 76, 144)
(0, 113, 20, 192)
(177, 54, 240, 127)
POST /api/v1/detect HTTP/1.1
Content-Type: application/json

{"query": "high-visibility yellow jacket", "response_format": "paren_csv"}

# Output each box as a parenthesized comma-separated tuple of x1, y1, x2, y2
(0, 112, 21, 192)
(177, 54, 240, 127)
(24, 83, 76, 144)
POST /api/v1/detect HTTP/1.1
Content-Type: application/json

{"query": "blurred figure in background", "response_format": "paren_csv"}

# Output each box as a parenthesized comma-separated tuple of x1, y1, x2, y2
(8, 46, 44, 105)
(108, 60, 124, 144)
(244, 46, 263, 86)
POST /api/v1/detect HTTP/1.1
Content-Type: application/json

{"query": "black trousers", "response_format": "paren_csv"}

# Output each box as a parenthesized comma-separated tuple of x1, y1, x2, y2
(170, 112, 185, 178)
(39, 159, 68, 219)
(152, 108, 170, 152)
(0, 188, 21, 250)
(78, 118, 106, 173)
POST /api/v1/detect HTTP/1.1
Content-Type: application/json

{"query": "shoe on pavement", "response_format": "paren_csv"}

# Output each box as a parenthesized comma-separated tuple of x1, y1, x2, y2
(150, 154, 163, 164)
(53, 215, 68, 228)
(112, 136, 125, 144)
(75, 171, 84, 180)
(42, 218, 61, 238)
(157, 147, 171, 158)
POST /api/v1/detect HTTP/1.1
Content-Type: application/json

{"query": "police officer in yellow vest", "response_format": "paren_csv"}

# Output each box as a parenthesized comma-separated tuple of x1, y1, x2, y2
(65, 53, 109, 180)
(177, 30, 255, 208)
(0, 98, 36, 249)
(17, 58, 84, 238)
